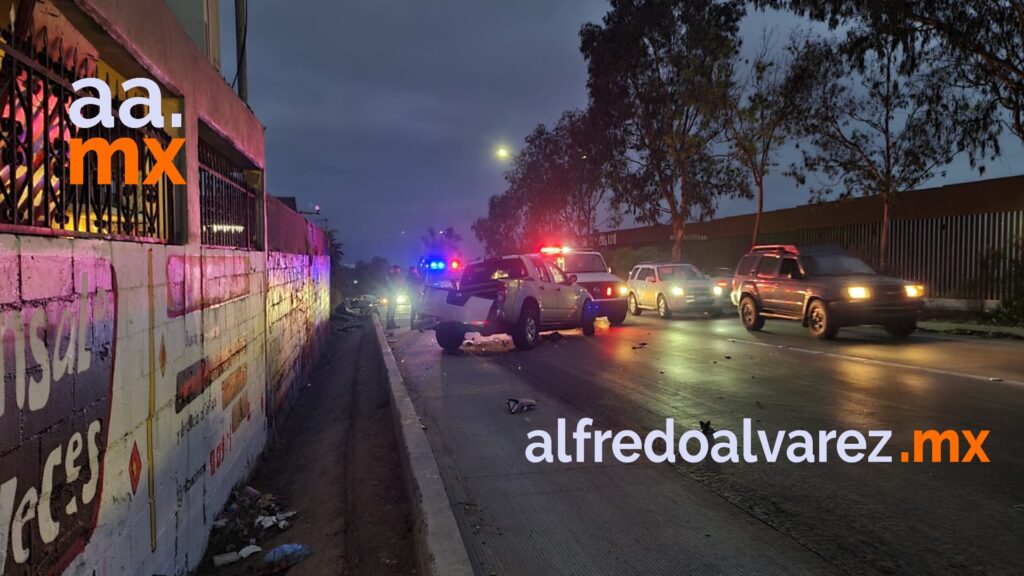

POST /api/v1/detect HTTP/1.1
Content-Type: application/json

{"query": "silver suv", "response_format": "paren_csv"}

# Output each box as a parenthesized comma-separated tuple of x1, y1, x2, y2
(626, 263, 722, 319)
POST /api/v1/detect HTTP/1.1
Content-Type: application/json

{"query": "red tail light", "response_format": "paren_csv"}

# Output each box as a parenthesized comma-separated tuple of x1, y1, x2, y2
(605, 286, 613, 297)
(716, 280, 728, 288)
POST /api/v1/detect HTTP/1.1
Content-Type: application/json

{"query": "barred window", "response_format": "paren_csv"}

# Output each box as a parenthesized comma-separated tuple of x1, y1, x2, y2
(0, 28, 176, 242)
(199, 139, 260, 249)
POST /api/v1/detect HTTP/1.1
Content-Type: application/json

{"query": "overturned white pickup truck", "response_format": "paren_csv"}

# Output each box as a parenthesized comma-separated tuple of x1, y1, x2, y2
(415, 254, 598, 351)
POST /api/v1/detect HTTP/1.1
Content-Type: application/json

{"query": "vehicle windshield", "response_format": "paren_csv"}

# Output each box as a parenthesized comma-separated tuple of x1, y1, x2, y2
(658, 265, 701, 281)
(803, 254, 876, 276)
(556, 253, 608, 273)
(461, 258, 528, 285)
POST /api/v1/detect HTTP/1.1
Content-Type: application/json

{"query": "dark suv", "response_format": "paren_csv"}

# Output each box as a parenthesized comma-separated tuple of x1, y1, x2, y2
(732, 245, 926, 339)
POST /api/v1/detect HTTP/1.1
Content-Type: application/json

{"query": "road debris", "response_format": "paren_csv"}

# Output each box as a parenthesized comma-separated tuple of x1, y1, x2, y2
(263, 543, 312, 568)
(507, 398, 538, 414)
(699, 420, 716, 436)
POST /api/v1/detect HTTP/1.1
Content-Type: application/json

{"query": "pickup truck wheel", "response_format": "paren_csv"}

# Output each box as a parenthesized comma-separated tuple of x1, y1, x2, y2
(657, 295, 672, 319)
(435, 324, 465, 351)
(628, 293, 642, 316)
(884, 319, 917, 338)
(608, 306, 628, 326)
(512, 305, 540, 350)
(807, 300, 839, 339)
(581, 301, 596, 336)
(739, 296, 765, 331)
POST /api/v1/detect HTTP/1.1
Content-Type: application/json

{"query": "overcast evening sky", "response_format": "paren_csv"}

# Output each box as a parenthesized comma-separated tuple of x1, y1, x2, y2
(219, 1, 1023, 265)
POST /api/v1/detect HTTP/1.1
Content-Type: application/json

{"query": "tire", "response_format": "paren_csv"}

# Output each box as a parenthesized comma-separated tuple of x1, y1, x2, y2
(884, 319, 917, 338)
(435, 324, 464, 351)
(657, 294, 672, 319)
(628, 293, 642, 316)
(807, 300, 839, 339)
(739, 296, 765, 331)
(580, 300, 596, 336)
(511, 304, 540, 350)
(608, 306, 628, 326)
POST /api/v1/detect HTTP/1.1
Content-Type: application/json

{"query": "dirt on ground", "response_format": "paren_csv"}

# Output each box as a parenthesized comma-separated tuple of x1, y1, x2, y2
(197, 316, 418, 575)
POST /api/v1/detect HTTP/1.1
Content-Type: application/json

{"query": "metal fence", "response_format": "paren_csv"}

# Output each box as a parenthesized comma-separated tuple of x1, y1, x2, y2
(596, 178, 1024, 302)
(199, 140, 260, 249)
(0, 27, 175, 242)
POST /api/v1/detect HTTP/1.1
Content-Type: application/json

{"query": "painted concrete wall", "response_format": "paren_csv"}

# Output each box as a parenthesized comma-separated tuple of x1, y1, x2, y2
(0, 236, 330, 576)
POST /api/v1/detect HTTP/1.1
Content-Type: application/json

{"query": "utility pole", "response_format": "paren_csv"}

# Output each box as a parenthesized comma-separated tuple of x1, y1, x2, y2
(234, 0, 248, 103)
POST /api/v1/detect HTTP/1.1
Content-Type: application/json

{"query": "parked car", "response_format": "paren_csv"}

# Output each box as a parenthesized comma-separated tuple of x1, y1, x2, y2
(732, 244, 926, 339)
(538, 247, 628, 325)
(705, 266, 735, 309)
(626, 263, 720, 319)
(416, 254, 597, 350)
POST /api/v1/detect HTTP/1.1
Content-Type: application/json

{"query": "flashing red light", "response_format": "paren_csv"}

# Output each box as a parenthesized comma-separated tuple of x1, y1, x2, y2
(716, 280, 729, 287)
(450, 259, 461, 270)
(539, 246, 573, 255)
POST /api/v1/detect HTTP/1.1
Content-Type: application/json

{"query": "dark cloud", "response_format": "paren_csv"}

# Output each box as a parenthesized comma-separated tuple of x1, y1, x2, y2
(221, 2, 1021, 263)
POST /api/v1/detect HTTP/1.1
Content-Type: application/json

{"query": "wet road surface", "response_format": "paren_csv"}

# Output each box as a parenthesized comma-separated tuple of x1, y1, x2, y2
(391, 313, 1024, 575)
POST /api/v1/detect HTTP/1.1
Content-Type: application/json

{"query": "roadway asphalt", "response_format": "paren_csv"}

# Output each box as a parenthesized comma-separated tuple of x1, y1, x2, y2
(389, 311, 1024, 576)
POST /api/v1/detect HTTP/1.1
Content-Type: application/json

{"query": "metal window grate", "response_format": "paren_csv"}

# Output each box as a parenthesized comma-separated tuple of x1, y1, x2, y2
(0, 27, 176, 242)
(199, 140, 259, 249)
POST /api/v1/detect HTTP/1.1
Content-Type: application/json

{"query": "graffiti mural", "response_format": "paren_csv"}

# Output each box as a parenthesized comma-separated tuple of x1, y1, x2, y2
(0, 259, 116, 576)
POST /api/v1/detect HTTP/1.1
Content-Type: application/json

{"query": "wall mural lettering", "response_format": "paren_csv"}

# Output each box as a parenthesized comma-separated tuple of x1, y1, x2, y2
(0, 261, 116, 576)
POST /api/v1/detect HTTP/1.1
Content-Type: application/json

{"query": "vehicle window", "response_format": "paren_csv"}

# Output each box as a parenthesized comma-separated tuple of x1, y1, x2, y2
(461, 258, 527, 285)
(638, 268, 653, 281)
(755, 256, 780, 277)
(628, 267, 638, 280)
(657, 265, 700, 281)
(528, 257, 552, 282)
(557, 253, 608, 273)
(779, 258, 801, 278)
(803, 254, 875, 276)
(736, 254, 760, 276)
(546, 262, 567, 284)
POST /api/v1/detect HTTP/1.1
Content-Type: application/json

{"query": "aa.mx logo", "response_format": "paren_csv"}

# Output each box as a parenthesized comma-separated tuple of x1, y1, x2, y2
(68, 78, 185, 185)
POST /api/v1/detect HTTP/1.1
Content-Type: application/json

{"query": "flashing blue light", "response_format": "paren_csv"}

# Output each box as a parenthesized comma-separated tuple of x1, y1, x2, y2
(427, 260, 446, 271)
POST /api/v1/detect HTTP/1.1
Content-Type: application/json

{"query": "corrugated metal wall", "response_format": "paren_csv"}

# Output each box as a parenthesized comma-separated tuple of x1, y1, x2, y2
(598, 177, 1024, 301)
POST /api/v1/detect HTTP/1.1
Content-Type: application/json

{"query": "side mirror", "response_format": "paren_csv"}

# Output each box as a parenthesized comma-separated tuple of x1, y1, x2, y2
(565, 274, 578, 285)
(789, 270, 804, 280)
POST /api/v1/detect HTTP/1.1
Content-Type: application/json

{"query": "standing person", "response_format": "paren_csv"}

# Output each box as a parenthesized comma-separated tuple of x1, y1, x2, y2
(406, 266, 422, 329)
(385, 264, 403, 329)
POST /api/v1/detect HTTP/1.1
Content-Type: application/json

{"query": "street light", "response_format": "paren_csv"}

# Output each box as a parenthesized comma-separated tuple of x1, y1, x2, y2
(494, 146, 511, 160)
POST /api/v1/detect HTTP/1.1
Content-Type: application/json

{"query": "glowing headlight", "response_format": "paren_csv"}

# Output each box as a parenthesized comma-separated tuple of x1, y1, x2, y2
(712, 285, 723, 297)
(396, 294, 408, 305)
(671, 286, 685, 297)
(846, 286, 871, 300)
(618, 285, 628, 296)
(380, 298, 389, 305)
(904, 285, 925, 298)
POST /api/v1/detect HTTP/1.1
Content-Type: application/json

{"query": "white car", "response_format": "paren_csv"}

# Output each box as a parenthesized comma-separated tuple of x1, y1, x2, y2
(626, 263, 722, 319)
(539, 247, 628, 325)
(417, 254, 597, 350)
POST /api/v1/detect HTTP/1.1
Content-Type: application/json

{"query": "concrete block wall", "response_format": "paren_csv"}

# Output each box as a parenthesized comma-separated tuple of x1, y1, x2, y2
(0, 236, 330, 576)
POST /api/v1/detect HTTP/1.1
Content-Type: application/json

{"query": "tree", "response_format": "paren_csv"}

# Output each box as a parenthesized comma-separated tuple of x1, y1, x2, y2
(787, 34, 999, 270)
(581, 0, 750, 261)
(421, 226, 463, 255)
(471, 109, 618, 255)
(766, 0, 1023, 143)
(726, 33, 800, 247)
(472, 191, 524, 257)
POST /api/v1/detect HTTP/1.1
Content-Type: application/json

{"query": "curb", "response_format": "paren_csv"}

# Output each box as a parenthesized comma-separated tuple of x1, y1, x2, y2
(371, 316, 475, 576)
(918, 321, 1024, 339)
